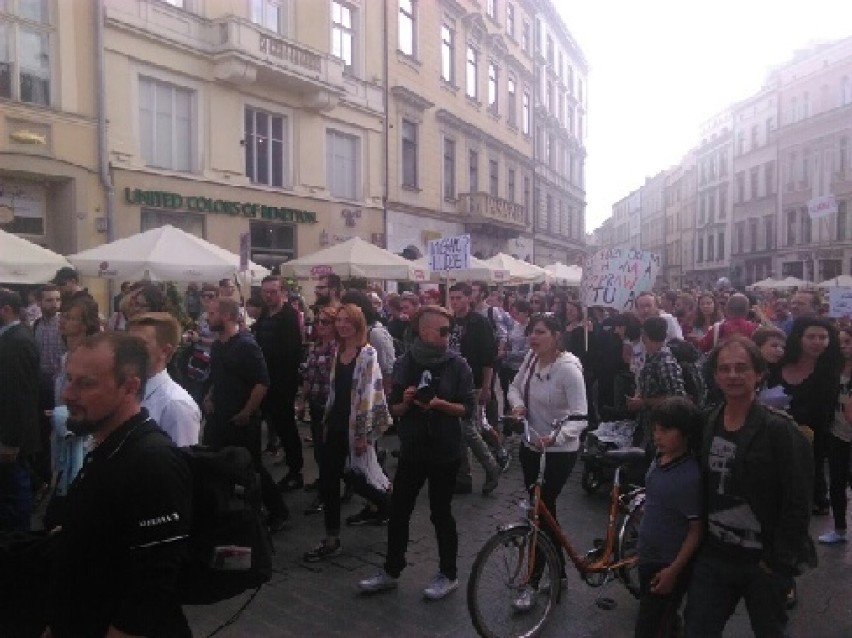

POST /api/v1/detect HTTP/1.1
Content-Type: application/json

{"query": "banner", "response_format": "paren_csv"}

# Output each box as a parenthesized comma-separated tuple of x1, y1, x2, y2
(829, 287, 852, 318)
(580, 248, 661, 310)
(427, 234, 471, 272)
(808, 195, 837, 220)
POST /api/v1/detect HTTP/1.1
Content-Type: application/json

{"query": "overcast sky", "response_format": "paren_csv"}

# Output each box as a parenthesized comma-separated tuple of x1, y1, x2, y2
(556, 0, 852, 233)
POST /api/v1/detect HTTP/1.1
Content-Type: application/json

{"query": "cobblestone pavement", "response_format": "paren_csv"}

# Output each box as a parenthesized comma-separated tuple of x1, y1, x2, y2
(186, 424, 852, 637)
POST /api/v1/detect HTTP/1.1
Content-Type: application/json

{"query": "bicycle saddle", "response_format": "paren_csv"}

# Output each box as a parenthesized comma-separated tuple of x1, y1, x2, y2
(602, 447, 646, 463)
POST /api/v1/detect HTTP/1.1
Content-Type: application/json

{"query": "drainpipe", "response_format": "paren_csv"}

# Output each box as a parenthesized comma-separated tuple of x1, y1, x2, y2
(95, 0, 115, 301)
(382, 1, 389, 263)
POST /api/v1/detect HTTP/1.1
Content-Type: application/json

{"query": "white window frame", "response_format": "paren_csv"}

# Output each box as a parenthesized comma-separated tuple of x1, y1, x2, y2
(487, 60, 498, 112)
(326, 128, 360, 201)
(488, 157, 499, 197)
(331, 0, 356, 74)
(466, 45, 478, 99)
(138, 75, 196, 172)
(440, 23, 454, 84)
(522, 88, 530, 135)
(398, 0, 416, 57)
(0, 3, 53, 107)
(244, 105, 291, 188)
(250, 0, 288, 35)
(505, 2, 514, 38)
(507, 74, 516, 126)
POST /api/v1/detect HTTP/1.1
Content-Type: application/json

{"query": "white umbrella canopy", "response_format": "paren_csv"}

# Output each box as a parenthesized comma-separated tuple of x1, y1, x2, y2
(483, 253, 547, 284)
(817, 275, 852, 287)
(542, 262, 583, 286)
(412, 256, 510, 283)
(0, 229, 71, 284)
(747, 277, 780, 290)
(280, 236, 427, 281)
(66, 225, 269, 283)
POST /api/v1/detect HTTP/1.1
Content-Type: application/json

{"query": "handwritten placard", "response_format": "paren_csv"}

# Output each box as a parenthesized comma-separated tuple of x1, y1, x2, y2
(829, 287, 852, 318)
(427, 234, 471, 272)
(580, 248, 661, 310)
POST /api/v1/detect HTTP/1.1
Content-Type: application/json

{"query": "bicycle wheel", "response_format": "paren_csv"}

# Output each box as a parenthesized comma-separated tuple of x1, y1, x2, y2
(616, 507, 643, 599)
(467, 526, 561, 638)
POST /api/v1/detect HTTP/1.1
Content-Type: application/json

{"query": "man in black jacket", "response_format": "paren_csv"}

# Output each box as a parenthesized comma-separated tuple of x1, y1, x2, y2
(358, 305, 475, 600)
(0, 290, 40, 531)
(684, 335, 815, 637)
(254, 275, 304, 490)
(448, 283, 500, 495)
(46, 332, 192, 637)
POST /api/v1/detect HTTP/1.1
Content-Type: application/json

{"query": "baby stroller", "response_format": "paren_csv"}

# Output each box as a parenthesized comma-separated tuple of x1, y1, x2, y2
(580, 371, 639, 494)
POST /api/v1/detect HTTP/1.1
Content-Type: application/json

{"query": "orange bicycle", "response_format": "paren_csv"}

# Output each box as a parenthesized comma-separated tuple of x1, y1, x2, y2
(467, 416, 646, 638)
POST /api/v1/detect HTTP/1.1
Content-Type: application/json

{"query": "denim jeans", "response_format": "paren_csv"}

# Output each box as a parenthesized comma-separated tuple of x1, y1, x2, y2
(385, 456, 461, 580)
(456, 388, 499, 488)
(0, 460, 33, 532)
(684, 551, 788, 638)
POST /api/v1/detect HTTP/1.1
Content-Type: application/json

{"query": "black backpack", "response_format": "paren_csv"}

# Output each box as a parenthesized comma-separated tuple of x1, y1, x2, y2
(176, 446, 274, 605)
(667, 339, 706, 408)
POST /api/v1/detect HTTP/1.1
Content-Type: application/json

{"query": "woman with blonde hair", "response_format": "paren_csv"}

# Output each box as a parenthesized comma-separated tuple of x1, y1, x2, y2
(304, 303, 392, 562)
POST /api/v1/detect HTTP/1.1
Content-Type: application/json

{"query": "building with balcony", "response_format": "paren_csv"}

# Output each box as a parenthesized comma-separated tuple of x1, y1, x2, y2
(103, 0, 387, 270)
(0, 0, 103, 261)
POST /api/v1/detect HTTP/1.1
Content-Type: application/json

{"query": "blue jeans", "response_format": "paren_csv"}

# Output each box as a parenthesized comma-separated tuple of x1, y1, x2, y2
(0, 460, 33, 531)
(684, 551, 788, 638)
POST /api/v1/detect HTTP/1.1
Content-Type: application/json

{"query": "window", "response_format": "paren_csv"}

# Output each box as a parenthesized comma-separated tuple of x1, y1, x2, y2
(142, 209, 204, 238)
(765, 116, 773, 140)
(507, 75, 516, 126)
(750, 167, 760, 200)
(521, 21, 530, 54)
(736, 222, 744, 254)
(547, 135, 555, 168)
(398, 0, 415, 57)
(546, 36, 554, 64)
(505, 3, 514, 37)
(251, 0, 285, 34)
(245, 107, 288, 187)
(443, 138, 455, 200)
(558, 52, 563, 80)
(786, 209, 796, 246)
(0, 5, 52, 106)
(765, 160, 775, 195)
(250, 220, 295, 267)
(326, 129, 358, 200)
(717, 232, 725, 259)
(489, 159, 498, 197)
(765, 216, 774, 249)
(486, 0, 496, 19)
(750, 124, 759, 150)
(544, 194, 553, 231)
(790, 97, 798, 123)
(737, 131, 745, 155)
(736, 172, 745, 203)
(749, 219, 758, 252)
(801, 149, 810, 186)
(786, 151, 796, 190)
(697, 236, 704, 262)
(546, 80, 553, 112)
(401, 119, 417, 188)
(466, 45, 477, 99)
(440, 24, 454, 83)
(19, 0, 49, 23)
(801, 208, 812, 244)
(162, 0, 186, 7)
(523, 176, 530, 219)
(708, 191, 715, 222)
(522, 89, 530, 135)
(139, 77, 193, 171)
(839, 201, 848, 241)
(802, 92, 809, 119)
(707, 235, 715, 261)
(487, 61, 498, 112)
(469, 150, 479, 192)
(719, 185, 727, 218)
(839, 137, 848, 175)
(507, 168, 515, 202)
(331, 1, 354, 72)
(843, 76, 852, 106)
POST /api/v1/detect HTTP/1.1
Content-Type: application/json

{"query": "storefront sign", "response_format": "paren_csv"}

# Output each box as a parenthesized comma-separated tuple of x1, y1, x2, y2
(580, 248, 661, 310)
(124, 188, 318, 224)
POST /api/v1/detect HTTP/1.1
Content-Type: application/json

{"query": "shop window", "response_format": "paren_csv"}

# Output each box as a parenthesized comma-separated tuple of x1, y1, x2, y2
(0, 176, 45, 236)
(141, 209, 204, 238)
(139, 76, 194, 172)
(0, 6, 52, 106)
(326, 129, 359, 200)
(250, 220, 295, 268)
(245, 107, 289, 188)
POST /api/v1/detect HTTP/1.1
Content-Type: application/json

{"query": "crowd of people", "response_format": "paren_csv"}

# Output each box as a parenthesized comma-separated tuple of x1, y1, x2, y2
(0, 264, 848, 636)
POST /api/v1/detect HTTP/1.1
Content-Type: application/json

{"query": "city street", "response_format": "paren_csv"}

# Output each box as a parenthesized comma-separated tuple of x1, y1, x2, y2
(186, 424, 852, 638)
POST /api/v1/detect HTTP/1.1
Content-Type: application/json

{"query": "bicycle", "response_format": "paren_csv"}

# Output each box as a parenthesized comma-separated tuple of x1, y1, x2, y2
(467, 415, 647, 638)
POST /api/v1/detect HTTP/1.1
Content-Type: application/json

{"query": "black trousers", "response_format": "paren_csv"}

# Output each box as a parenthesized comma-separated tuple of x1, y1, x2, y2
(813, 427, 830, 510)
(827, 433, 851, 530)
(385, 455, 461, 580)
(635, 562, 690, 638)
(203, 417, 288, 520)
(262, 382, 302, 475)
(309, 398, 326, 474)
(498, 366, 519, 413)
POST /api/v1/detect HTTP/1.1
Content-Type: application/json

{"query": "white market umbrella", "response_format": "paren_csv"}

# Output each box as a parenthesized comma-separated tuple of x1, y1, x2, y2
(280, 236, 427, 281)
(542, 262, 583, 286)
(817, 275, 852, 288)
(67, 225, 269, 283)
(771, 276, 810, 289)
(0, 229, 71, 284)
(412, 256, 510, 283)
(483, 253, 548, 284)
(747, 277, 779, 291)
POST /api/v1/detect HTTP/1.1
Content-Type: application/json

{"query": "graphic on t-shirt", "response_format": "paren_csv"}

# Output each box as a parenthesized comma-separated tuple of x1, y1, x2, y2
(448, 322, 464, 355)
(418, 370, 432, 390)
(707, 435, 763, 551)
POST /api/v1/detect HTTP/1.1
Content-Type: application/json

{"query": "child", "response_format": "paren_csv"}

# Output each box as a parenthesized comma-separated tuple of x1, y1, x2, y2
(635, 396, 703, 638)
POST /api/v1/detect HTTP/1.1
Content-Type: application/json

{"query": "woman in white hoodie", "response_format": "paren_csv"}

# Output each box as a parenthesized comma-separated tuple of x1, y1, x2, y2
(508, 313, 588, 608)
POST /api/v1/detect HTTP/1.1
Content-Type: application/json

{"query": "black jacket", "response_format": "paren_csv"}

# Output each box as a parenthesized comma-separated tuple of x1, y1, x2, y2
(700, 401, 817, 576)
(456, 311, 496, 389)
(48, 410, 193, 637)
(390, 352, 475, 464)
(252, 305, 303, 386)
(0, 323, 40, 456)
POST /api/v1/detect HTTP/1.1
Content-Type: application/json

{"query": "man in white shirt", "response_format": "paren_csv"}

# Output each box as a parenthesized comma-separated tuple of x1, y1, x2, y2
(631, 291, 684, 377)
(127, 312, 200, 447)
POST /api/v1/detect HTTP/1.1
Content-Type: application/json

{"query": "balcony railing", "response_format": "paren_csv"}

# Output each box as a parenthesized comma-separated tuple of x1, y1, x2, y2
(459, 192, 528, 231)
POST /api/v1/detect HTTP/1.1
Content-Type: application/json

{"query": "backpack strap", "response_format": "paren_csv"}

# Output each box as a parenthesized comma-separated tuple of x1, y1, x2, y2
(523, 354, 539, 408)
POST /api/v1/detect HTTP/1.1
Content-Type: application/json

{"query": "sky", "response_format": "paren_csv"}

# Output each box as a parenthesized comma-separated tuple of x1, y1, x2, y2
(555, 0, 852, 233)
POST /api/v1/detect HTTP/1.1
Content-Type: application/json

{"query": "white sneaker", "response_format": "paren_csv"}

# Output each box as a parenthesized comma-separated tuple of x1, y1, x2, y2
(818, 530, 847, 544)
(423, 573, 459, 600)
(512, 585, 535, 612)
(358, 570, 398, 593)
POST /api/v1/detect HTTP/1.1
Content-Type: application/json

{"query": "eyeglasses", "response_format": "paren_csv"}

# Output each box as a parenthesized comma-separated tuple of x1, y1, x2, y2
(202, 293, 216, 299)
(319, 318, 334, 326)
(425, 324, 451, 337)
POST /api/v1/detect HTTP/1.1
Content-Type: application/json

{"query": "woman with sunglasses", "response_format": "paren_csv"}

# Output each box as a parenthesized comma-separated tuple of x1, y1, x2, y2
(304, 304, 392, 562)
(507, 313, 587, 610)
(298, 305, 339, 514)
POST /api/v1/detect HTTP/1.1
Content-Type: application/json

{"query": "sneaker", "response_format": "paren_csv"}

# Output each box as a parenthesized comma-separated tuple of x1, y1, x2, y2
(423, 573, 459, 600)
(497, 451, 511, 473)
(358, 570, 399, 593)
(278, 473, 304, 492)
(482, 473, 499, 496)
(303, 497, 324, 516)
(346, 505, 378, 526)
(512, 585, 535, 612)
(303, 538, 341, 563)
(818, 530, 847, 544)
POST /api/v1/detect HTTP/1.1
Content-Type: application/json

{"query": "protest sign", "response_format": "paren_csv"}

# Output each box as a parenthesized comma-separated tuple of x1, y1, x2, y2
(580, 248, 661, 310)
(829, 287, 852, 318)
(428, 234, 471, 272)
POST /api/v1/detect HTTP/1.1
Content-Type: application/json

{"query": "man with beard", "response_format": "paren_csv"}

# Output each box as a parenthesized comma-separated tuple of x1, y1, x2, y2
(203, 297, 289, 531)
(315, 274, 342, 307)
(45, 332, 192, 637)
(253, 276, 304, 489)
